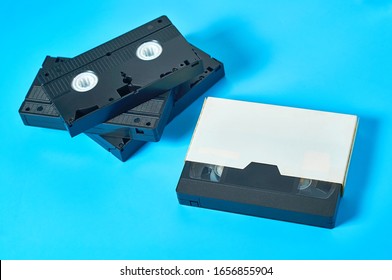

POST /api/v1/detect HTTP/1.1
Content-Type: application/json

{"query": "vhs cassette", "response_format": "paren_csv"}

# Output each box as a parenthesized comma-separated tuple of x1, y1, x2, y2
(176, 97, 358, 228)
(35, 16, 203, 137)
(19, 46, 223, 142)
(86, 51, 225, 161)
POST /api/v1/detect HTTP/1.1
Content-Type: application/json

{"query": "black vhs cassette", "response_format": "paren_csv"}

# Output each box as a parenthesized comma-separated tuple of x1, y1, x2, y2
(19, 46, 223, 143)
(176, 98, 358, 228)
(36, 16, 203, 137)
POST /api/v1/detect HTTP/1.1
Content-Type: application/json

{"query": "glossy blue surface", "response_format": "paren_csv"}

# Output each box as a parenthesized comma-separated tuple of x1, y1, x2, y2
(1, 0, 392, 259)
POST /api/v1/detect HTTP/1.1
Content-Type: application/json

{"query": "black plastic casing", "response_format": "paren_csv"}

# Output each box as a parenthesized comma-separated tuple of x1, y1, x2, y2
(35, 16, 203, 137)
(19, 46, 222, 142)
(176, 162, 342, 228)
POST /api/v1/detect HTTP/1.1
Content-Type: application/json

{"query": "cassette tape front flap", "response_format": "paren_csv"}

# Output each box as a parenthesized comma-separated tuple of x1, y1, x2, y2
(176, 97, 358, 228)
(37, 16, 203, 137)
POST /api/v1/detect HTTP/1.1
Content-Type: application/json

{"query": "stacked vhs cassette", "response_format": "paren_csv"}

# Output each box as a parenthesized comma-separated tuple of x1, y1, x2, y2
(19, 16, 225, 161)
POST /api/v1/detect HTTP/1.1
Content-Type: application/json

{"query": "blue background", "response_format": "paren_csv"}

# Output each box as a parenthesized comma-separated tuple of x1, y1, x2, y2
(1, 0, 392, 259)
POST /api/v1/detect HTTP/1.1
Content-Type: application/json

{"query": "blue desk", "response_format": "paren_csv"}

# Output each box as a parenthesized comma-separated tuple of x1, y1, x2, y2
(1, 0, 391, 259)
